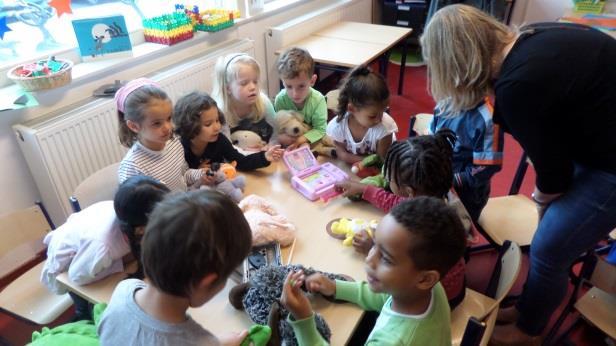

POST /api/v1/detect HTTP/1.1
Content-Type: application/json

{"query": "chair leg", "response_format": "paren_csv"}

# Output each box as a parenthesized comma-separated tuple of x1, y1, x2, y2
(546, 315, 583, 346)
(509, 152, 528, 195)
(543, 250, 597, 344)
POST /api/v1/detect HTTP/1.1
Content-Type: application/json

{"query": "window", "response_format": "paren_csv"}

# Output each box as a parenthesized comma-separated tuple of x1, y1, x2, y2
(0, 0, 238, 70)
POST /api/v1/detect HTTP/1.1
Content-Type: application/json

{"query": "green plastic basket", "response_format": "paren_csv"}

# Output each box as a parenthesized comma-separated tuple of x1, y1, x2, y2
(573, 0, 605, 14)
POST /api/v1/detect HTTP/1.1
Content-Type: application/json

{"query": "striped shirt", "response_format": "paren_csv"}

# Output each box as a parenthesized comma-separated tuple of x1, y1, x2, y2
(118, 137, 204, 192)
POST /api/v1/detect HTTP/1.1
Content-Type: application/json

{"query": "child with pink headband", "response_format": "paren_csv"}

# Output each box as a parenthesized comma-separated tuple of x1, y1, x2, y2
(115, 78, 210, 192)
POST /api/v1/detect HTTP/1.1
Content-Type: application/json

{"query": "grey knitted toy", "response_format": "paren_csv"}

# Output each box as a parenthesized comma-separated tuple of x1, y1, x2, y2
(228, 264, 353, 346)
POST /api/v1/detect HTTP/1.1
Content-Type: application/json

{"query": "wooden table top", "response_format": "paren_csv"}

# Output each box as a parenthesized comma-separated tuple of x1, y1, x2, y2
(56, 158, 384, 345)
(277, 21, 412, 68)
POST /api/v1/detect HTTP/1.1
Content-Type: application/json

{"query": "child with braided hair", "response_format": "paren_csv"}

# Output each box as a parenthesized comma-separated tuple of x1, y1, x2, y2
(336, 129, 472, 308)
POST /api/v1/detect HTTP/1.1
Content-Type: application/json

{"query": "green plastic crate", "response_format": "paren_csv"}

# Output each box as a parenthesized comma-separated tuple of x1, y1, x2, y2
(573, 0, 605, 14)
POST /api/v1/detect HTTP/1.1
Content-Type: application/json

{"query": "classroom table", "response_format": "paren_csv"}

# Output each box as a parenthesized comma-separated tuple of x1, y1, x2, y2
(56, 158, 384, 345)
(278, 21, 412, 95)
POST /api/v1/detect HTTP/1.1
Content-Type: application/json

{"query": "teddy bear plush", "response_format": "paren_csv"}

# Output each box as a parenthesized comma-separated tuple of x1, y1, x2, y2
(239, 195, 296, 247)
(231, 130, 266, 151)
(228, 264, 354, 346)
(202, 162, 246, 203)
(274, 110, 336, 157)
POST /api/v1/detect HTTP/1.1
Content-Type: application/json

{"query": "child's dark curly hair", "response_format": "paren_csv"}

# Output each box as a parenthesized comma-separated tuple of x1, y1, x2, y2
(383, 129, 456, 198)
(173, 91, 226, 141)
(335, 65, 390, 122)
(390, 196, 466, 277)
(114, 175, 170, 279)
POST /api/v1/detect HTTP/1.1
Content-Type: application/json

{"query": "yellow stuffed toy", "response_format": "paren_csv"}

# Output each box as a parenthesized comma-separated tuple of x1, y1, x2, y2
(330, 218, 377, 246)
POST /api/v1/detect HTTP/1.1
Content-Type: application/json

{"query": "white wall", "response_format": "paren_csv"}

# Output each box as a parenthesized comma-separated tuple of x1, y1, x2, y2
(0, 0, 371, 219)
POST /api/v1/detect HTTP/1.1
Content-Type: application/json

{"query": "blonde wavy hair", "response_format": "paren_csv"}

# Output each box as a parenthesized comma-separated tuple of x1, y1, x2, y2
(212, 54, 266, 128)
(421, 4, 515, 114)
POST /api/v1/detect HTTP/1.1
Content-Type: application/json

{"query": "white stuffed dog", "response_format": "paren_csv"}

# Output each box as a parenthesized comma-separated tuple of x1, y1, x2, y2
(274, 110, 335, 157)
(230, 130, 266, 151)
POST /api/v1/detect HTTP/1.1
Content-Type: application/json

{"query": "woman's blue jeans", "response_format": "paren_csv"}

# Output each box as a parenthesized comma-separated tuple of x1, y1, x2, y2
(516, 165, 616, 335)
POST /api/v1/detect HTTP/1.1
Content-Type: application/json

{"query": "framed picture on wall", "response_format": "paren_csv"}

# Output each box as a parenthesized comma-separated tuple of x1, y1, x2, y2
(72, 15, 133, 61)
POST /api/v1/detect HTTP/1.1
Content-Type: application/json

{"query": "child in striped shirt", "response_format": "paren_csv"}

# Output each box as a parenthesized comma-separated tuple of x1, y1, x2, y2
(115, 78, 208, 192)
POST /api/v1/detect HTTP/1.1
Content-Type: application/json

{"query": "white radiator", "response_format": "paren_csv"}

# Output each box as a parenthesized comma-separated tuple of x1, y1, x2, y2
(264, 0, 372, 96)
(13, 39, 254, 226)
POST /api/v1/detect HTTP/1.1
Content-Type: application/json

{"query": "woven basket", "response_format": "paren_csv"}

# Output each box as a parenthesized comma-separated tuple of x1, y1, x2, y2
(7, 59, 73, 91)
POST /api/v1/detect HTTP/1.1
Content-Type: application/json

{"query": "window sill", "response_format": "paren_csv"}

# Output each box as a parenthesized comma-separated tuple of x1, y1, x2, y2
(0, 0, 309, 104)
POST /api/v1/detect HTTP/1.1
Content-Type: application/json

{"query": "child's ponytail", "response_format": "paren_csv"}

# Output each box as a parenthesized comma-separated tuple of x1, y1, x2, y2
(114, 176, 170, 279)
(336, 65, 390, 122)
(384, 131, 456, 199)
(117, 110, 135, 148)
(433, 128, 457, 158)
(114, 78, 168, 148)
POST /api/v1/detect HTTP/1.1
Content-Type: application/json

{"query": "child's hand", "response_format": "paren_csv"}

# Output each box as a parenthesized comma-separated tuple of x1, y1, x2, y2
(353, 230, 374, 256)
(264, 145, 284, 162)
(335, 180, 368, 197)
(280, 270, 313, 320)
(200, 169, 216, 186)
(277, 134, 297, 148)
(218, 329, 249, 346)
(304, 273, 336, 297)
(287, 136, 309, 151)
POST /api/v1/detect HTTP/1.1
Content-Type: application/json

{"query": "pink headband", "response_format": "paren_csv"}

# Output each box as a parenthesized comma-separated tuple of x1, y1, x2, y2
(114, 78, 161, 113)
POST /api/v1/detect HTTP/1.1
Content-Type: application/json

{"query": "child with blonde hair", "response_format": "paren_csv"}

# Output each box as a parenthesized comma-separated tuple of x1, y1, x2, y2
(274, 47, 328, 150)
(115, 78, 207, 191)
(327, 65, 397, 165)
(212, 54, 277, 145)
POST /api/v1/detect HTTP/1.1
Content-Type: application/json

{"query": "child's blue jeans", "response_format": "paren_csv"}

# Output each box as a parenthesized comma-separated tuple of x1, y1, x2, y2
(516, 164, 616, 335)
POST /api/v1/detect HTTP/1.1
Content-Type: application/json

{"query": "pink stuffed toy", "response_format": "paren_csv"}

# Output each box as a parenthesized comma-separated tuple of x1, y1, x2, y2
(238, 195, 296, 246)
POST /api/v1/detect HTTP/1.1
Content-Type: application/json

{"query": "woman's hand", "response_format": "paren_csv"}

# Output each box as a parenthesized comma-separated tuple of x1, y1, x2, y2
(277, 134, 297, 148)
(280, 270, 313, 320)
(304, 273, 336, 297)
(352, 230, 374, 256)
(532, 187, 562, 221)
(335, 180, 368, 198)
(264, 145, 284, 162)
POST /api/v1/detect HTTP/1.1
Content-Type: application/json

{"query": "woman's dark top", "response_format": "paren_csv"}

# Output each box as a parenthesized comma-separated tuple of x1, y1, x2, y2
(494, 23, 616, 193)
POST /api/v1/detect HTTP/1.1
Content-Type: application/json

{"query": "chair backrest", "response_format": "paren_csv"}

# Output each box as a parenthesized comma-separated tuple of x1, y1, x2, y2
(460, 316, 486, 346)
(408, 113, 434, 137)
(71, 162, 120, 212)
(0, 203, 72, 324)
(482, 240, 522, 319)
(413, 113, 434, 134)
(0, 204, 52, 281)
(590, 255, 616, 294)
(325, 89, 340, 113)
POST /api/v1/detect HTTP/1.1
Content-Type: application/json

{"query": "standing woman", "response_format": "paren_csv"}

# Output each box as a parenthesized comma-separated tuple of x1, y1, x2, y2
(421, 4, 616, 344)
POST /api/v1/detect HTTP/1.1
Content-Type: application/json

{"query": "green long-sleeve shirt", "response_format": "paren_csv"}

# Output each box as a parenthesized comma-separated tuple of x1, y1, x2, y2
(288, 280, 451, 346)
(274, 87, 327, 143)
